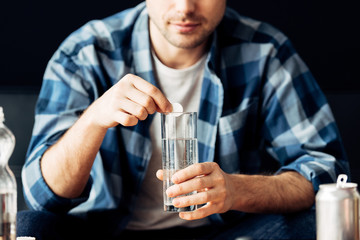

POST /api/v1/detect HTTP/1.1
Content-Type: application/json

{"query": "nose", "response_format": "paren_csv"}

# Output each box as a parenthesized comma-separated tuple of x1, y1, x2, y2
(174, 0, 196, 16)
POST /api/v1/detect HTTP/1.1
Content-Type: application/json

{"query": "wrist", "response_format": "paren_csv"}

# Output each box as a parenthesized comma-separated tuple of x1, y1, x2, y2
(228, 174, 272, 213)
(81, 103, 111, 132)
(228, 174, 248, 211)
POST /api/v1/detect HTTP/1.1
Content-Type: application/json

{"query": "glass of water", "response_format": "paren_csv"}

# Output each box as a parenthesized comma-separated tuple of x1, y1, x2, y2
(161, 112, 198, 212)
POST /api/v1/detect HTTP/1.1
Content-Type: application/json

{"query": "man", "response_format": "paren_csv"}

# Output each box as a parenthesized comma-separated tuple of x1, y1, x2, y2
(19, 0, 349, 239)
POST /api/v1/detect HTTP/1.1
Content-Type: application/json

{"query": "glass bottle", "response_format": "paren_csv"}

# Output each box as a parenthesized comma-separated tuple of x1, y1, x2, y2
(0, 107, 17, 240)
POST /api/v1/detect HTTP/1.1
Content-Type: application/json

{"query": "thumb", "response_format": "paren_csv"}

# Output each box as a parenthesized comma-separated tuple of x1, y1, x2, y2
(156, 169, 163, 181)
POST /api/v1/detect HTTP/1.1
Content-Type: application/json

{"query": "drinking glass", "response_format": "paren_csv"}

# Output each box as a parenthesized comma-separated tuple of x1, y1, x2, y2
(161, 112, 198, 212)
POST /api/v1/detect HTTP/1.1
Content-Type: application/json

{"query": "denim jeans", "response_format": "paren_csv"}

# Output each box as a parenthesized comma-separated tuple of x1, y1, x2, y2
(17, 208, 315, 240)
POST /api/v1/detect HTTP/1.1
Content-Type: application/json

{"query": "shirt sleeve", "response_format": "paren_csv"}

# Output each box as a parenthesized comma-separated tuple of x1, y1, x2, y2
(21, 37, 97, 212)
(261, 37, 350, 192)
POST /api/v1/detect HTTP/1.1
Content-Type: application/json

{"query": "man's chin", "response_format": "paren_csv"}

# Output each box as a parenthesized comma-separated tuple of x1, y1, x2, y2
(166, 35, 208, 49)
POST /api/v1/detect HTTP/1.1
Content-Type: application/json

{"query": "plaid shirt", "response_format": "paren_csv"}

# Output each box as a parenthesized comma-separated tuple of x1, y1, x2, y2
(22, 2, 349, 229)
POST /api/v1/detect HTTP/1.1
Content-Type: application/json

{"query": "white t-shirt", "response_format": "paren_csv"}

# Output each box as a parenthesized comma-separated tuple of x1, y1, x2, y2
(126, 52, 210, 230)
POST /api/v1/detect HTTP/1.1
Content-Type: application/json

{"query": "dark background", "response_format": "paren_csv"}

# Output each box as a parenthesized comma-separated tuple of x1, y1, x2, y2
(0, 1, 359, 210)
(1, 0, 359, 91)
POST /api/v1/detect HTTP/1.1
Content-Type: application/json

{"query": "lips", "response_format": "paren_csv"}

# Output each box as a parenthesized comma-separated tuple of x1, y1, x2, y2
(170, 22, 200, 33)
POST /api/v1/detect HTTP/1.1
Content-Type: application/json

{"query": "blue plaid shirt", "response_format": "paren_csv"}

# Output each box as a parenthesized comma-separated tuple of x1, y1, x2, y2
(22, 2, 349, 230)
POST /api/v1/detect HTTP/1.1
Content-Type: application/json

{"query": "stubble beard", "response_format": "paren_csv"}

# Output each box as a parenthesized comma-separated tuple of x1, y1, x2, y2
(154, 14, 213, 50)
(160, 26, 211, 49)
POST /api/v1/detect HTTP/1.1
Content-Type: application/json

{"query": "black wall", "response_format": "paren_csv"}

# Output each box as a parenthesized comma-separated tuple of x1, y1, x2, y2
(1, 0, 359, 91)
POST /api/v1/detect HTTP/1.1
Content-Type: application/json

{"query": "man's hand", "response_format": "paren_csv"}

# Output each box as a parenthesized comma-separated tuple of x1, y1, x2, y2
(41, 74, 172, 199)
(156, 162, 236, 220)
(88, 73, 172, 129)
(156, 162, 315, 220)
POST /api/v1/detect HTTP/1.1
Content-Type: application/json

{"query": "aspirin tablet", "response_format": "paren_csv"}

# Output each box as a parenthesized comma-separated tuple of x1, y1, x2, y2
(171, 103, 183, 116)
(171, 102, 183, 113)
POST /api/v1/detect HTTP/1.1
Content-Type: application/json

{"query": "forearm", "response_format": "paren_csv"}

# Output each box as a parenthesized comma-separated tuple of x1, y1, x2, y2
(41, 107, 107, 199)
(230, 171, 315, 213)
(40, 75, 172, 199)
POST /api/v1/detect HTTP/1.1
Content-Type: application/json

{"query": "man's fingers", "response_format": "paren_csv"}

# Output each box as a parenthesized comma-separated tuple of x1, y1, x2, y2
(156, 169, 163, 181)
(178, 203, 214, 220)
(126, 87, 157, 115)
(127, 74, 172, 113)
(119, 98, 149, 121)
(113, 111, 139, 126)
(172, 189, 214, 208)
(171, 162, 218, 184)
(166, 175, 213, 198)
